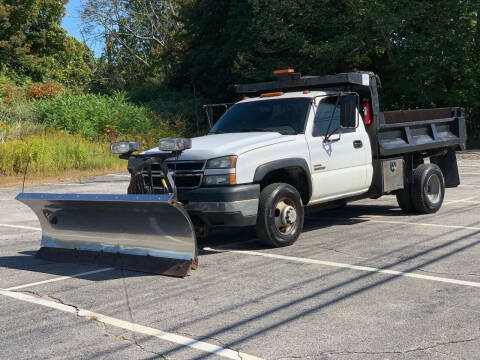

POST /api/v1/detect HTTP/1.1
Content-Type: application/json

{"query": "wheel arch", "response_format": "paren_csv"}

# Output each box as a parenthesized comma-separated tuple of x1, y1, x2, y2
(253, 158, 312, 205)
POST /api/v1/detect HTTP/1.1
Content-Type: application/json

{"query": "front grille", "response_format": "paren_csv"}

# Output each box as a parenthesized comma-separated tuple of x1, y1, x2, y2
(166, 161, 204, 171)
(174, 175, 202, 188)
(142, 160, 205, 190)
(142, 174, 203, 189)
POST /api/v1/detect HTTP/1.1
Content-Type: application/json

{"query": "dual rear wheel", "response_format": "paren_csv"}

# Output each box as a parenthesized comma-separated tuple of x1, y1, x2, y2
(396, 163, 445, 214)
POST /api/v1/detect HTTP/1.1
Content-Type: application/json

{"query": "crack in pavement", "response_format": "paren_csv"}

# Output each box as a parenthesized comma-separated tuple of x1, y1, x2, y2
(93, 319, 169, 360)
(275, 337, 479, 358)
(16, 290, 80, 315)
(16, 290, 170, 359)
(175, 330, 244, 360)
(417, 268, 480, 278)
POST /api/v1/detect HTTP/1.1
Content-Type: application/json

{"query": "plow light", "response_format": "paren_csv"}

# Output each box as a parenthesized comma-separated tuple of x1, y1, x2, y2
(158, 138, 192, 152)
(110, 141, 139, 154)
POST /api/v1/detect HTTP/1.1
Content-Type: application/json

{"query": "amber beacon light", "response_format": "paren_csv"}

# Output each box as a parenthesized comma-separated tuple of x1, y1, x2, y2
(273, 68, 295, 75)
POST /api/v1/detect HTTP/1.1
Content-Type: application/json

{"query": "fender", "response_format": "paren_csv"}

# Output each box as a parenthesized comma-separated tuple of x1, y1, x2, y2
(253, 158, 312, 203)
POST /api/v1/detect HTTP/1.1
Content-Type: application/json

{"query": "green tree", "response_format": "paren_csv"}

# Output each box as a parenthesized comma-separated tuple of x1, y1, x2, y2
(0, 0, 92, 88)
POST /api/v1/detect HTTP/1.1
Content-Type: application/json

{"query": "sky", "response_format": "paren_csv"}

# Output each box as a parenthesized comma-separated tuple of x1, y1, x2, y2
(61, 0, 102, 56)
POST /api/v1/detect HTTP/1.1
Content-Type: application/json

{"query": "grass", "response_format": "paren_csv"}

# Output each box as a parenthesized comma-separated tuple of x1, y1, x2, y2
(0, 85, 196, 185)
(0, 130, 124, 178)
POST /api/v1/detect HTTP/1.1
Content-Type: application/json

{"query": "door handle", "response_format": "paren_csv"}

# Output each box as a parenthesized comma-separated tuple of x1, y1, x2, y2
(353, 140, 363, 148)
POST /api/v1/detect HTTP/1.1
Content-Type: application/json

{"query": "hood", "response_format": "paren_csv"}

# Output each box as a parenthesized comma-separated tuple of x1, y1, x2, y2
(143, 132, 295, 160)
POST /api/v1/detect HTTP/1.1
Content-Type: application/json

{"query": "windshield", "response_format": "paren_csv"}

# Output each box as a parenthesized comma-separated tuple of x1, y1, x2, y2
(209, 98, 310, 135)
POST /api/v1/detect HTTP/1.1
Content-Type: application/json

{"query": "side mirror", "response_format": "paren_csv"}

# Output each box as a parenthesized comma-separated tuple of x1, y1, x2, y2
(340, 95, 357, 128)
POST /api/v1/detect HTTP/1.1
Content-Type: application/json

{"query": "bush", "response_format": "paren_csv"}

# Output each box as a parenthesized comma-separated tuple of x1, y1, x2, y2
(0, 130, 123, 176)
(27, 83, 65, 100)
(33, 92, 154, 141)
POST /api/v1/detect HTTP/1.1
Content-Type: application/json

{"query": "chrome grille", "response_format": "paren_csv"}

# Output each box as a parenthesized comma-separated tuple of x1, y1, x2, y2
(142, 160, 205, 190)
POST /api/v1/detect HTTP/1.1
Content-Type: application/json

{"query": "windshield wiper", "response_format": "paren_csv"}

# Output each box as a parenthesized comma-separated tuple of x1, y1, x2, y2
(238, 128, 276, 133)
(208, 130, 226, 134)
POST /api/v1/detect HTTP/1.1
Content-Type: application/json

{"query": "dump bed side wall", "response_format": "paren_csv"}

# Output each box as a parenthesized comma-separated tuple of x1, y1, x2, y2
(377, 107, 466, 157)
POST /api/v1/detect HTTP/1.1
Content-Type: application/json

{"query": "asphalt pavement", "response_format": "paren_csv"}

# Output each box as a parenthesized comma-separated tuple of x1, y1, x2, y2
(0, 152, 479, 359)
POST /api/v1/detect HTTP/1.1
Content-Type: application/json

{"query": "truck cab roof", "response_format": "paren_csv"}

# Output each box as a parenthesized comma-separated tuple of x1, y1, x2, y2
(237, 90, 335, 104)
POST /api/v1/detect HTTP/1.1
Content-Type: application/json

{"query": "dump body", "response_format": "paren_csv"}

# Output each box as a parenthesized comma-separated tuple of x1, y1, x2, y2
(377, 108, 466, 157)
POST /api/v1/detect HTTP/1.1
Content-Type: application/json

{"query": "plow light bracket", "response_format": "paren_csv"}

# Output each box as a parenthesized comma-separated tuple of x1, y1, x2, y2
(110, 141, 140, 154)
(158, 138, 192, 152)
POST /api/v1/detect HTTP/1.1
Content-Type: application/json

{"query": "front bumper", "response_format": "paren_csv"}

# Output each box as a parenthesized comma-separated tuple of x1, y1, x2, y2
(178, 184, 260, 227)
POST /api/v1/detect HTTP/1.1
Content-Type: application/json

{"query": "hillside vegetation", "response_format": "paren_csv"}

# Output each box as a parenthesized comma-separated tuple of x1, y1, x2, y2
(0, 0, 479, 183)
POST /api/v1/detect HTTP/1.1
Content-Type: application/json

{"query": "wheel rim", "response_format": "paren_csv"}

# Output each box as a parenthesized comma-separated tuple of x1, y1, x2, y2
(425, 173, 442, 204)
(273, 198, 297, 235)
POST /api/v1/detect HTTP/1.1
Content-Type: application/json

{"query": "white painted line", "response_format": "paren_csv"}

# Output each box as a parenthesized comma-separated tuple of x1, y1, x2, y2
(204, 248, 480, 288)
(318, 216, 480, 231)
(364, 218, 480, 231)
(444, 196, 479, 204)
(0, 224, 41, 231)
(6, 268, 115, 291)
(0, 289, 262, 360)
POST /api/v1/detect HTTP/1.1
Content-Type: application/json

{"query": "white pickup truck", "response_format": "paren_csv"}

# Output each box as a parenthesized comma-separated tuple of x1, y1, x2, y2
(126, 70, 467, 248)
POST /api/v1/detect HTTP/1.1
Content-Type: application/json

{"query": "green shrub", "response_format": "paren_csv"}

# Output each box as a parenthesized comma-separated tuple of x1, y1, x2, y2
(33, 92, 154, 141)
(0, 130, 122, 176)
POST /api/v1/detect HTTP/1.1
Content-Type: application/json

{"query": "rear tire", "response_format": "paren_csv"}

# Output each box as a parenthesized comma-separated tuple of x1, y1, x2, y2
(396, 184, 415, 213)
(411, 164, 445, 214)
(256, 183, 304, 248)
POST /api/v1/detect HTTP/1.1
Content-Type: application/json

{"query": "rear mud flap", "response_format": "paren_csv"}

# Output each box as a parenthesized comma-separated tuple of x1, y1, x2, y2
(16, 193, 197, 277)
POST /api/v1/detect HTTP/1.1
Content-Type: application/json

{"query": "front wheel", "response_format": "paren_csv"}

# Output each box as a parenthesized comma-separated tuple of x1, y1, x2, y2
(256, 183, 304, 248)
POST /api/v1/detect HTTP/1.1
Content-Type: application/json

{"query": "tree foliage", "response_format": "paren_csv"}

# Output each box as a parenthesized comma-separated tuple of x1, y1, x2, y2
(81, 0, 186, 90)
(0, 0, 92, 88)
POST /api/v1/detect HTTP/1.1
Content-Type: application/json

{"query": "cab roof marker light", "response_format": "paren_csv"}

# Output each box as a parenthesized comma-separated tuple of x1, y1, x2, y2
(260, 92, 284, 98)
(273, 69, 294, 75)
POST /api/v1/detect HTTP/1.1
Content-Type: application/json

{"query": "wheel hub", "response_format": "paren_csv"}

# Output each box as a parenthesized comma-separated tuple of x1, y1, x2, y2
(281, 205, 297, 226)
(274, 199, 297, 235)
(425, 173, 441, 204)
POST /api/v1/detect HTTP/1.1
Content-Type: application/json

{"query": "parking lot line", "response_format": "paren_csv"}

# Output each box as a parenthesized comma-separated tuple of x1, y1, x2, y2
(0, 289, 262, 360)
(6, 268, 115, 291)
(0, 223, 41, 231)
(203, 248, 480, 288)
(360, 218, 480, 231)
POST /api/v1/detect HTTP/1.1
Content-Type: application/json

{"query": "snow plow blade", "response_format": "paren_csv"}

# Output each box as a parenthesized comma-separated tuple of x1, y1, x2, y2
(16, 193, 197, 277)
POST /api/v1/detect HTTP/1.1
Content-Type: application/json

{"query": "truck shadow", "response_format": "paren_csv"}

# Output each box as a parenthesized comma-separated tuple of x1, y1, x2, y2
(199, 203, 402, 252)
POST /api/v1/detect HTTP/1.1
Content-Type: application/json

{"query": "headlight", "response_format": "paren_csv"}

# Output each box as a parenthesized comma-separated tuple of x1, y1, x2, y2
(158, 138, 192, 151)
(110, 141, 139, 154)
(206, 156, 237, 169)
(203, 174, 236, 185)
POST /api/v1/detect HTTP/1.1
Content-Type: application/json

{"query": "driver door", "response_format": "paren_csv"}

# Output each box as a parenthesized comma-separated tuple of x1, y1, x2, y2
(306, 95, 369, 202)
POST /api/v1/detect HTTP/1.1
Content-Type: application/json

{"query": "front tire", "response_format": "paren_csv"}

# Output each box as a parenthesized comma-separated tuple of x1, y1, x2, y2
(256, 183, 304, 248)
(411, 164, 445, 214)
